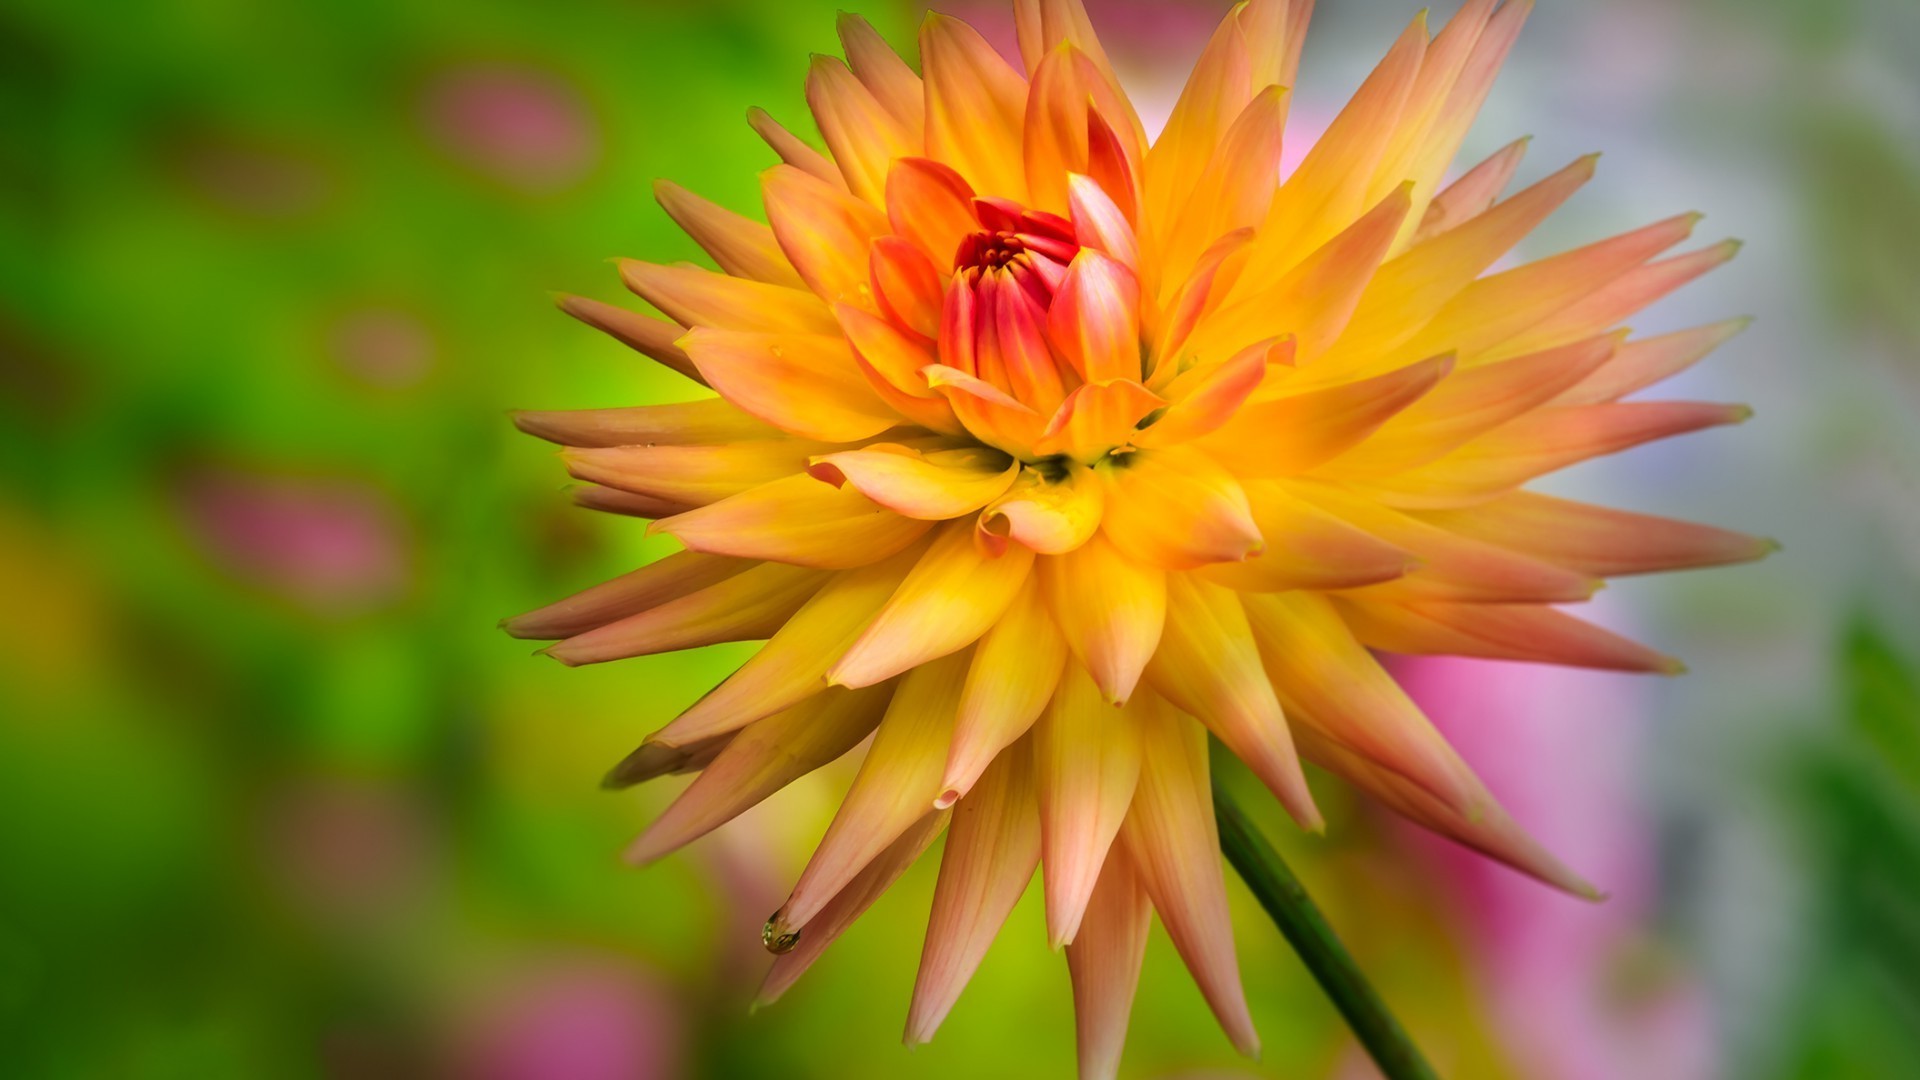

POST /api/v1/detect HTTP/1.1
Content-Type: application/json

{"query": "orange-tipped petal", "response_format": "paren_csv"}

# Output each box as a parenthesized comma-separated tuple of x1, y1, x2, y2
(869, 236, 946, 339)
(620, 259, 838, 336)
(747, 106, 845, 191)
(1414, 491, 1775, 577)
(1161, 84, 1290, 286)
(1048, 249, 1143, 385)
(559, 439, 826, 507)
(942, 585, 1068, 806)
(625, 684, 894, 864)
(1146, 574, 1321, 829)
(828, 522, 1037, 689)
(807, 54, 917, 206)
(554, 293, 704, 383)
(654, 179, 804, 288)
(758, 808, 950, 1005)
(602, 730, 734, 789)
(679, 328, 898, 442)
(775, 647, 971, 934)
(650, 544, 926, 747)
(1041, 532, 1166, 705)
(838, 13, 925, 134)
(653, 472, 933, 570)
(1034, 379, 1166, 465)
(1198, 479, 1415, 593)
(502, 550, 752, 641)
(1067, 173, 1139, 269)
(1413, 135, 1531, 244)
(763, 164, 890, 309)
(1333, 596, 1686, 675)
(1064, 842, 1152, 1080)
(1035, 662, 1143, 948)
(924, 363, 1048, 459)
(977, 464, 1107, 558)
(1099, 446, 1264, 570)
(512, 398, 776, 449)
(809, 443, 1019, 521)
(1119, 697, 1260, 1058)
(1491, 239, 1743, 361)
(921, 12, 1031, 200)
(545, 561, 826, 666)
(905, 743, 1042, 1044)
(1142, 8, 1254, 247)
(1202, 354, 1452, 477)
(1151, 229, 1256, 371)
(1554, 318, 1750, 405)
(1133, 339, 1271, 448)
(887, 157, 980, 268)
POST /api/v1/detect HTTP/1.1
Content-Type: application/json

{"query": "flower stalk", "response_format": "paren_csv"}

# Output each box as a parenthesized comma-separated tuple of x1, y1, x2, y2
(1212, 763, 1440, 1080)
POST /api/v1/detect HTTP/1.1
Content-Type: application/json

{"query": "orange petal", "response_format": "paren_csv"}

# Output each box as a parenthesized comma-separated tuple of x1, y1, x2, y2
(942, 585, 1068, 806)
(1333, 596, 1685, 674)
(827, 522, 1037, 689)
(809, 443, 1019, 521)
(747, 107, 846, 192)
(1141, 8, 1253, 249)
(1201, 354, 1452, 477)
(1197, 479, 1415, 593)
(838, 13, 925, 135)
(763, 164, 890, 309)
(1048, 249, 1144, 384)
(560, 439, 827, 507)
(1490, 239, 1743, 361)
(1399, 0, 1534, 236)
(1035, 662, 1143, 947)
(553, 293, 704, 384)
(921, 13, 1031, 199)
(511, 397, 777, 448)
(869, 236, 946, 339)
(619, 259, 838, 335)
(624, 684, 894, 864)
(1098, 446, 1264, 570)
(1023, 44, 1143, 216)
(905, 742, 1042, 1044)
(679, 328, 899, 442)
(1034, 379, 1166, 465)
(1041, 532, 1166, 705)
(886, 157, 979, 268)
(649, 544, 927, 746)
(1067, 172, 1139, 270)
(1146, 574, 1321, 829)
(1412, 135, 1531, 244)
(1362, 0, 1497, 225)
(1064, 842, 1152, 1080)
(1119, 697, 1260, 1058)
(1132, 338, 1271, 448)
(924, 363, 1048, 459)
(984, 268, 1070, 413)
(502, 550, 753, 641)
(654, 179, 805, 287)
(977, 464, 1107, 557)
(1553, 318, 1751, 406)
(774, 648, 971, 934)
(544, 560, 826, 667)
(1151, 228, 1255, 371)
(1241, 591, 1481, 814)
(652, 472, 933, 569)
(1160, 84, 1290, 287)
(1012, 0, 1142, 155)
(807, 54, 917, 206)
(757, 808, 949, 1005)
(1413, 491, 1775, 577)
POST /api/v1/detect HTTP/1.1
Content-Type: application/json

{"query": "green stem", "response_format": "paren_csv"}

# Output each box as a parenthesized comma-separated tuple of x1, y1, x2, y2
(1212, 772, 1441, 1080)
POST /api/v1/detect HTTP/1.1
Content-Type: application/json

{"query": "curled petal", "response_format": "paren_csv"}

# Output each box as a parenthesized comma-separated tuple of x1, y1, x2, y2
(654, 179, 804, 288)
(680, 328, 898, 442)
(906, 742, 1041, 1044)
(977, 464, 1106, 557)
(652, 472, 933, 570)
(1041, 532, 1166, 705)
(502, 550, 752, 641)
(1161, 84, 1290, 286)
(1414, 491, 1775, 577)
(837, 301, 940, 399)
(828, 522, 1036, 689)
(625, 684, 894, 864)
(1413, 135, 1532, 244)
(1067, 173, 1139, 270)
(1035, 662, 1143, 947)
(942, 586, 1067, 806)
(809, 443, 1020, 521)
(1099, 446, 1264, 570)
(763, 164, 890, 308)
(1146, 575, 1320, 829)
(511, 397, 777, 448)
(570, 485, 691, 520)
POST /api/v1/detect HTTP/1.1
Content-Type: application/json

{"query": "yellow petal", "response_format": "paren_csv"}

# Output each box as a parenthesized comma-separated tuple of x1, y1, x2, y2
(809, 443, 1019, 521)
(1197, 479, 1414, 593)
(502, 549, 753, 641)
(560, 438, 829, 507)
(1200, 354, 1451, 477)
(774, 647, 972, 934)
(906, 741, 1041, 1044)
(922, 12, 1031, 199)
(924, 363, 1048, 459)
(553, 293, 704, 384)
(838, 13, 925, 135)
(747, 106, 846, 192)
(1160, 84, 1290, 287)
(977, 463, 1107, 558)
(543, 560, 825, 667)
(652, 472, 933, 569)
(887, 157, 979, 268)
(1146, 574, 1321, 829)
(869, 235, 946, 339)
(1119, 696, 1260, 1058)
(619, 259, 839, 335)
(1412, 135, 1530, 244)
(1035, 662, 1143, 947)
(1553, 318, 1750, 406)
(1098, 446, 1263, 570)
(1064, 842, 1152, 1080)
(1413, 491, 1775, 577)
(511, 396, 777, 448)
(679, 328, 899, 442)
(942, 585, 1068, 805)
(1132, 338, 1270, 448)
(654, 179, 805, 287)
(1023, 44, 1142, 215)
(1142, 9, 1252, 252)
(763, 163, 890, 310)
(1034, 379, 1166, 465)
(1041, 532, 1166, 705)
(828, 522, 1037, 688)
(807, 54, 917, 206)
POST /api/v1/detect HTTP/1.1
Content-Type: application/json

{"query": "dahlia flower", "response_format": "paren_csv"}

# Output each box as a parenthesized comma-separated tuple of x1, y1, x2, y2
(508, 0, 1767, 1073)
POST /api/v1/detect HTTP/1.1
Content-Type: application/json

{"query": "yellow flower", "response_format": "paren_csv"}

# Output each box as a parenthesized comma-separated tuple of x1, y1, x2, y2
(507, 0, 1769, 1073)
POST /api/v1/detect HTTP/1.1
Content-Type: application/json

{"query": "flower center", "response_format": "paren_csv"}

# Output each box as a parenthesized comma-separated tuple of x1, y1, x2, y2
(938, 201, 1091, 417)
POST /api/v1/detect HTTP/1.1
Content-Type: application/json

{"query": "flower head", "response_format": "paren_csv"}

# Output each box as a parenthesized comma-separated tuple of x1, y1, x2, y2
(507, 0, 1768, 1074)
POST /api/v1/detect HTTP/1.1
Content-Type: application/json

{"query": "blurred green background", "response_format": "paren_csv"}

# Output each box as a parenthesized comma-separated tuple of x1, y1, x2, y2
(2, 0, 1918, 1076)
